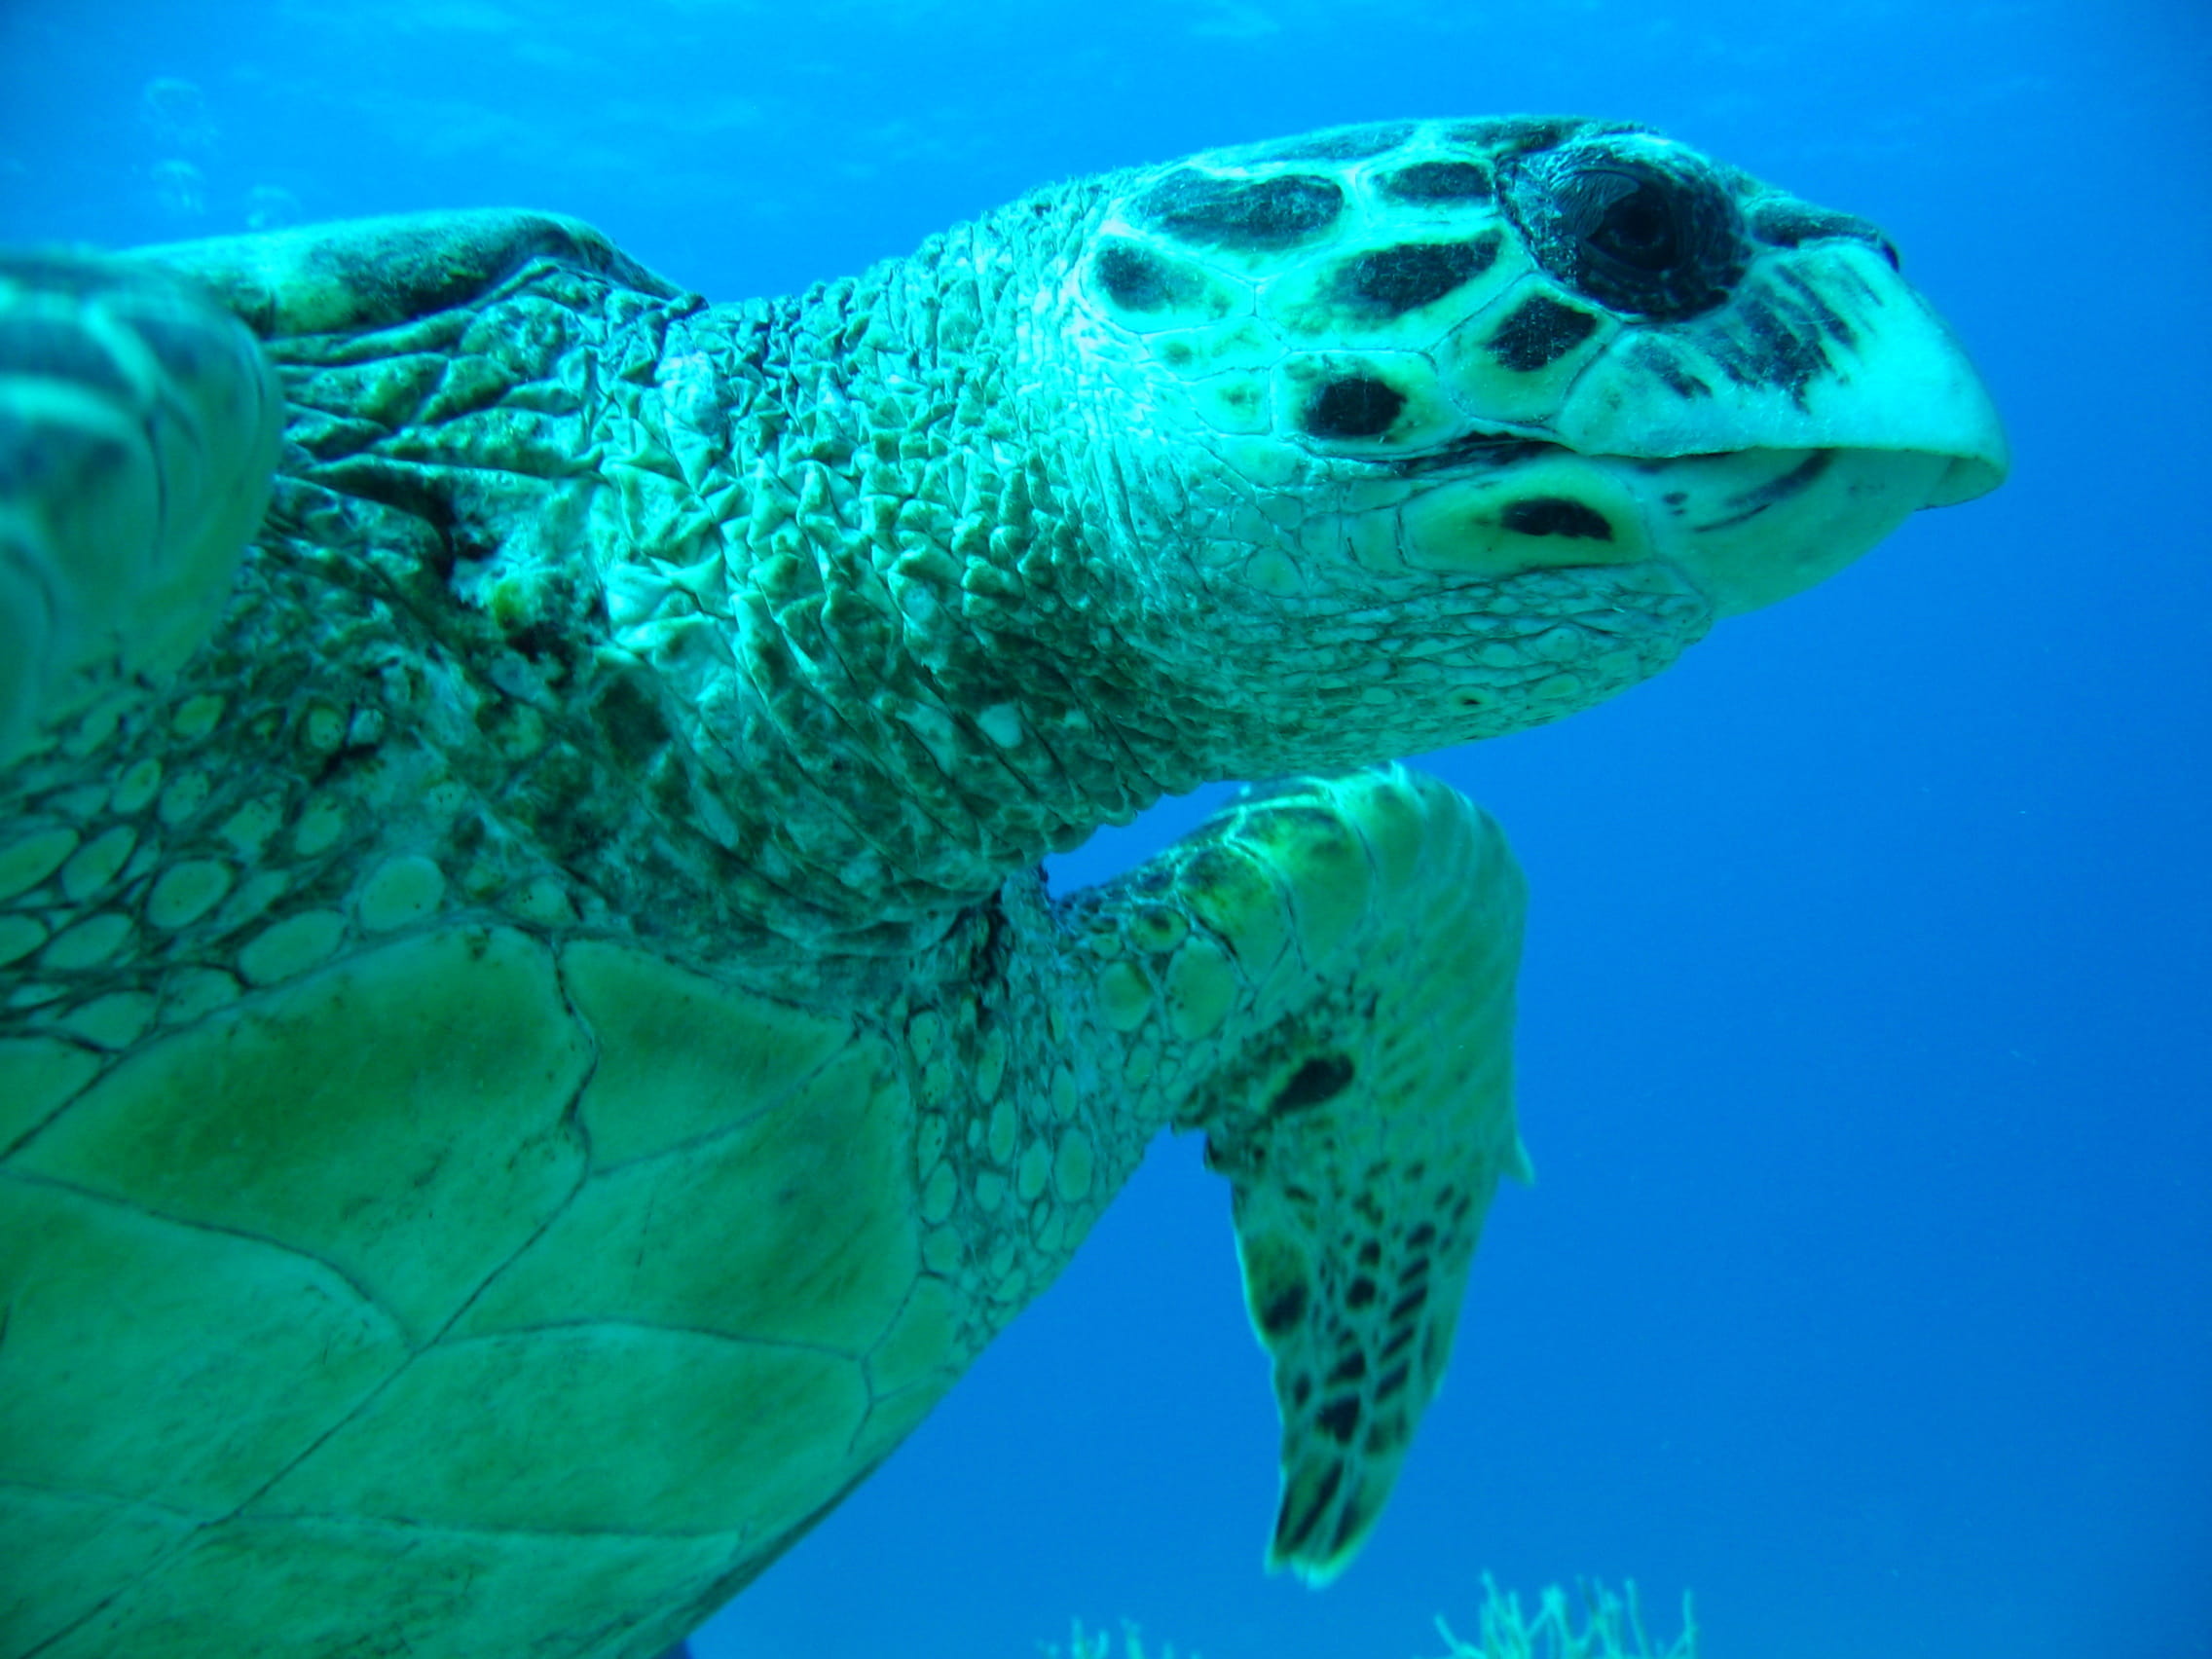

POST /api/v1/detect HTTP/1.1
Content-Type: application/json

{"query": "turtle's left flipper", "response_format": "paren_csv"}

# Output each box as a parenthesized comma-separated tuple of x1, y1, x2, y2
(1063, 765, 1531, 1583)
(0, 252, 279, 768)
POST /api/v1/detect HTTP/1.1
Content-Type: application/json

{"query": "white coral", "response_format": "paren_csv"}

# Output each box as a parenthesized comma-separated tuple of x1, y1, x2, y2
(1424, 1575, 1697, 1659)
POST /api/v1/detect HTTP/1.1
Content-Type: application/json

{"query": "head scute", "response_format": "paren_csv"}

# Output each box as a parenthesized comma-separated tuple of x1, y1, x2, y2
(1133, 169, 1346, 252)
(1746, 197, 1903, 269)
(1213, 121, 1421, 166)
(1374, 160, 1494, 204)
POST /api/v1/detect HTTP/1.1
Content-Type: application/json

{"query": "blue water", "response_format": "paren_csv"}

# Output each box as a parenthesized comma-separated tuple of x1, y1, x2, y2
(4, 2, 2205, 1656)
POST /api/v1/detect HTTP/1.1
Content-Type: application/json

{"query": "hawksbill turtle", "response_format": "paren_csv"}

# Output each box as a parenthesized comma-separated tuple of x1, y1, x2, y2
(0, 116, 2004, 1658)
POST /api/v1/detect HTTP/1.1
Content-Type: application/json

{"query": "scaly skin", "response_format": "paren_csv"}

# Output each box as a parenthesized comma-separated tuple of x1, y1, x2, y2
(0, 117, 2004, 1657)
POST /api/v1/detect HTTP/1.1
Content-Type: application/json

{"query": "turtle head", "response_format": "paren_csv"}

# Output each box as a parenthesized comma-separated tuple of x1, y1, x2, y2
(1030, 116, 2007, 772)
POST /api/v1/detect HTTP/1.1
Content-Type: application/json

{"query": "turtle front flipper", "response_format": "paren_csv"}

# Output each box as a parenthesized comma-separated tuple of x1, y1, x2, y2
(0, 253, 280, 768)
(1062, 766, 1531, 1583)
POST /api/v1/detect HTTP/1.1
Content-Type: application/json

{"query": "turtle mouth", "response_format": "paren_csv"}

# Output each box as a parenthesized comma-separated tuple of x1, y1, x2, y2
(1361, 433, 1952, 616)
(1378, 426, 1821, 481)
(1380, 427, 1565, 477)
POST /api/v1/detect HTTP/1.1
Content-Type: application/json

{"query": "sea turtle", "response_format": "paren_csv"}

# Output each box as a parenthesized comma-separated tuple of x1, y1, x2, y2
(0, 115, 2005, 1658)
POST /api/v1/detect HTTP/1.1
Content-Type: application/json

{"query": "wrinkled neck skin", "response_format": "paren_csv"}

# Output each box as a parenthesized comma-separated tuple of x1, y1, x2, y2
(607, 187, 1710, 953)
(608, 186, 1206, 952)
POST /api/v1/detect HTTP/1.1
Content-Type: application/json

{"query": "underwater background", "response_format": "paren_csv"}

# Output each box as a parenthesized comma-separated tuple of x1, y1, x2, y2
(2, 1, 2205, 1656)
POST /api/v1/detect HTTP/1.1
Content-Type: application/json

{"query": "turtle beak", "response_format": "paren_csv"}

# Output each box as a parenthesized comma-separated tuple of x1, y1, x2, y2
(1544, 241, 2008, 615)
(1555, 240, 2009, 503)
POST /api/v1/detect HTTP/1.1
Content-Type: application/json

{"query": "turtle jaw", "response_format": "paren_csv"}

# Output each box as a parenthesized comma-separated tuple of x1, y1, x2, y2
(1549, 240, 2010, 509)
(1625, 442, 1953, 617)
(1383, 434, 1952, 619)
(1426, 238, 2013, 617)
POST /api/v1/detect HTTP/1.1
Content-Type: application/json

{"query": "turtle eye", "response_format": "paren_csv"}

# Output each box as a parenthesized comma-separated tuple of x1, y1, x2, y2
(1504, 140, 1747, 320)
(1570, 166, 1681, 272)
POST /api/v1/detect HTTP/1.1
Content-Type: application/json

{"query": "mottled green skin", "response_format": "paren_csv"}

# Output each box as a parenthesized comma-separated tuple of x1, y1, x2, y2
(0, 117, 2002, 1659)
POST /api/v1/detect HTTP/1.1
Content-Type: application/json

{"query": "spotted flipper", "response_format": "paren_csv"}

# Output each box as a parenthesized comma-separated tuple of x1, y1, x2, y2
(1067, 766, 1530, 1581)
(0, 251, 279, 766)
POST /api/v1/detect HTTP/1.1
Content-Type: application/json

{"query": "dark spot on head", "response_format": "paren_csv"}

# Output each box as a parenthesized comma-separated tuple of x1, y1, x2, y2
(1627, 337, 1713, 400)
(1501, 497, 1613, 539)
(1387, 1285, 1429, 1323)
(1375, 1360, 1413, 1400)
(1260, 1278, 1309, 1337)
(1487, 294, 1599, 371)
(1407, 1222, 1436, 1249)
(1327, 1349, 1368, 1385)
(1292, 1373, 1313, 1407)
(1225, 122, 1417, 164)
(1379, 160, 1493, 203)
(1305, 375, 1406, 439)
(1137, 169, 1344, 251)
(1334, 235, 1500, 317)
(1750, 199, 1900, 269)
(1347, 1275, 1378, 1309)
(1398, 1255, 1430, 1285)
(1357, 1238, 1382, 1268)
(1316, 1396, 1362, 1444)
(1701, 287, 1837, 407)
(1379, 1324, 1415, 1361)
(1274, 1053, 1356, 1114)
(1092, 240, 1193, 313)
(1773, 266, 1861, 350)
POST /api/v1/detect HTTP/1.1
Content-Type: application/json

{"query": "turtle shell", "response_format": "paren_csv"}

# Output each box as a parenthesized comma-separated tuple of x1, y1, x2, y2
(2, 920, 964, 1655)
(0, 222, 970, 1659)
